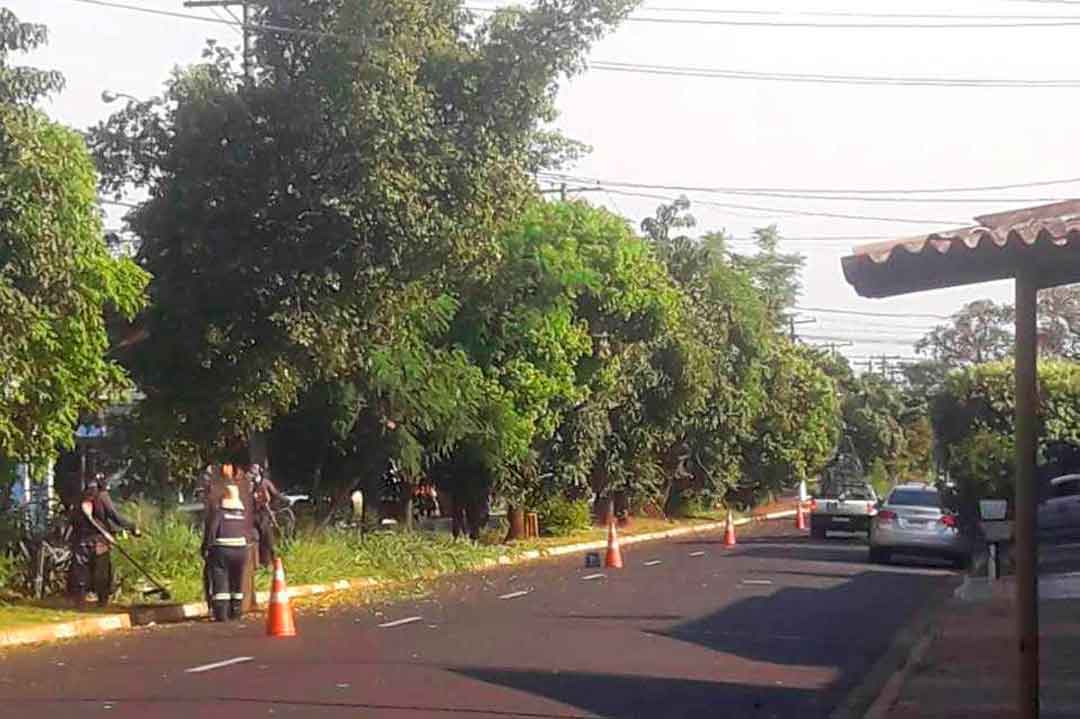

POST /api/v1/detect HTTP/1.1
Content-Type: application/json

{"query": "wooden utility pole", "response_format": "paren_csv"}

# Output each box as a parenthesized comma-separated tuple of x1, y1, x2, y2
(788, 315, 816, 342)
(184, 1, 253, 81)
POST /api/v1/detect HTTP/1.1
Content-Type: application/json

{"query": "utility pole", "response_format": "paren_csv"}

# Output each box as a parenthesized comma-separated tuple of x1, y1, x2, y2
(184, 1, 253, 81)
(788, 315, 816, 342)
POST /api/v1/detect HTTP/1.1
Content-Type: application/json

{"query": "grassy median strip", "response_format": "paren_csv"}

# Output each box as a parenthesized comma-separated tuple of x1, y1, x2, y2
(0, 603, 86, 629)
(0, 504, 775, 631)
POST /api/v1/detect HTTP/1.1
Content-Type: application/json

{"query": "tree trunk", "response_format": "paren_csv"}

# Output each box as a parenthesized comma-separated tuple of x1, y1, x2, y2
(593, 495, 614, 526)
(505, 506, 525, 541)
(614, 490, 630, 527)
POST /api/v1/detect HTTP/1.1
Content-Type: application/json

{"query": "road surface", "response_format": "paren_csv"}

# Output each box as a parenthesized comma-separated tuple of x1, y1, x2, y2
(0, 522, 957, 719)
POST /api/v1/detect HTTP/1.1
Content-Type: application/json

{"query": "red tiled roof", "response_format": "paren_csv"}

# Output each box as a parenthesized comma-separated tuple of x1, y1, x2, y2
(842, 200, 1080, 298)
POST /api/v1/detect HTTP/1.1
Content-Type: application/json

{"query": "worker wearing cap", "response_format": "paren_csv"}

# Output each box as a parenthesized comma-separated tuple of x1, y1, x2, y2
(69, 479, 139, 608)
(250, 464, 283, 567)
(201, 484, 248, 621)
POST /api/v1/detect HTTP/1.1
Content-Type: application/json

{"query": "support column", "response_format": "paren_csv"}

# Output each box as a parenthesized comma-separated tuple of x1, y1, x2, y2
(1015, 272, 1039, 719)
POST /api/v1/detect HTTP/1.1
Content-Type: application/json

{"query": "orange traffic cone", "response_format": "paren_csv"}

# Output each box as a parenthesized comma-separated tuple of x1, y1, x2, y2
(604, 520, 624, 569)
(266, 558, 297, 638)
(723, 510, 737, 547)
(796, 502, 807, 531)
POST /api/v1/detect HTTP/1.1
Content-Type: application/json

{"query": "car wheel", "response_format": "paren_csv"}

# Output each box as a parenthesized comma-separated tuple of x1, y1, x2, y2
(952, 554, 971, 571)
(869, 547, 890, 564)
(810, 517, 827, 540)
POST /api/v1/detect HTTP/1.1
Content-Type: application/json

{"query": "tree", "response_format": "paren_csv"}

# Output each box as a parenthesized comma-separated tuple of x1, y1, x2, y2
(0, 11, 149, 461)
(730, 225, 805, 327)
(0, 9, 64, 106)
(1037, 284, 1080, 359)
(733, 342, 839, 507)
(916, 299, 1013, 366)
(90, 0, 637, 469)
(932, 360, 1080, 525)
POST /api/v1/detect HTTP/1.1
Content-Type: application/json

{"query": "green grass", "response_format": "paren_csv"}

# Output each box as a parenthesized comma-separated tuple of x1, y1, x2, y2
(0, 603, 86, 629)
(0, 500, 772, 630)
(106, 502, 518, 605)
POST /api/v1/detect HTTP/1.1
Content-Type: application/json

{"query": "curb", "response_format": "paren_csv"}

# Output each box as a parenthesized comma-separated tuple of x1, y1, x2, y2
(0, 613, 131, 650)
(2, 508, 798, 648)
(829, 577, 959, 719)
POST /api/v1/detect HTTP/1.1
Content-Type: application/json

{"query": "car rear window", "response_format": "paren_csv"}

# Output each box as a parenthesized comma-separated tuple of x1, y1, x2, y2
(888, 489, 940, 507)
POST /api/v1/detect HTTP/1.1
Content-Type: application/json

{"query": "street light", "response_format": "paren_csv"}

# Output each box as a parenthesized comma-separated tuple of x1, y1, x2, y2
(101, 90, 139, 104)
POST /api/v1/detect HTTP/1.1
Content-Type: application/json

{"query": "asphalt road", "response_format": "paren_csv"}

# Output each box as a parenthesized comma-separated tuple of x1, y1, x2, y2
(0, 522, 958, 719)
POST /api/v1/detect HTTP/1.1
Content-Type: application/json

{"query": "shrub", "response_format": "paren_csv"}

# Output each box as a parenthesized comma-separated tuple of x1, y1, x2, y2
(535, 495, 591, 536)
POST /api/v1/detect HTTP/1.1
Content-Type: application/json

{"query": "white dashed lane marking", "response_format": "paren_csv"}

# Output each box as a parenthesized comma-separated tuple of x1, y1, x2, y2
(582, 573, 606, 581)
(185, 656, 254, 674)
(689, 551, 706, 557)
(377, 616, 423, 628)
(498, 590, 531, 600)
(644, 560, 662, 566)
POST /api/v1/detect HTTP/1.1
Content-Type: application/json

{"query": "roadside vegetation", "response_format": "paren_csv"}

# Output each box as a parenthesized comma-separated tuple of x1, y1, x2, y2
(8, 2, 1080, 622)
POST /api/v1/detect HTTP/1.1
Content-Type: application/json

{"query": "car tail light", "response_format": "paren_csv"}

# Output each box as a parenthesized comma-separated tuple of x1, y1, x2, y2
(877, 510, 897, 523)
(810, 499, 817, 511)
(941, 514, 958, 528)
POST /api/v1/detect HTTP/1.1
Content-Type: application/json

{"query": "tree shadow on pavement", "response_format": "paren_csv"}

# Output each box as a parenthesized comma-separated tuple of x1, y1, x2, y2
(453, 666, 820, 719)
(648, 570, 942, 670)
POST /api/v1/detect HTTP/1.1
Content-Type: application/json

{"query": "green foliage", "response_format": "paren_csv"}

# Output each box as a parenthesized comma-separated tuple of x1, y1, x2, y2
(0, 8, 64, 106)
(917, 299, 1014, 366)
(89, 0, 635, 482)
(111, 505, 509, 604)
(534, 494, 590, 536)
(934, 360, 1080, 508)
(0, 105, 149, 460)
(114, 502, 204, 602)
(867, 458, 892, 499)
(735, 342, 839, 506)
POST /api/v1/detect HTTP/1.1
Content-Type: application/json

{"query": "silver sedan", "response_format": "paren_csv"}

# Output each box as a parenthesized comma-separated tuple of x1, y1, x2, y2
(869, 484, 971, 567)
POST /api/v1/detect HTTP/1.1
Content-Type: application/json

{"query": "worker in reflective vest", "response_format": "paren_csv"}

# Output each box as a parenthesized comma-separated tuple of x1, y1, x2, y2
(201, 484, 248, 622)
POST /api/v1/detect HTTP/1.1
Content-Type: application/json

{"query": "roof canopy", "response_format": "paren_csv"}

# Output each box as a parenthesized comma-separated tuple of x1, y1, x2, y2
(842, 199, 1080, 298)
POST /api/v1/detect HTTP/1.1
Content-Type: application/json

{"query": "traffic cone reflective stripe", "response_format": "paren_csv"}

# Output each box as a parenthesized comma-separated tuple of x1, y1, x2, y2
(604, 520, 624, 569)
(724, 510, 737, 547)
(266, 558, 297, 637)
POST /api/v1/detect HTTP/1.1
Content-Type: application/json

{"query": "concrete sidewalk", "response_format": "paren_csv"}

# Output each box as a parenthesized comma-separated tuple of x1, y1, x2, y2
(880, 577, 1080, 719)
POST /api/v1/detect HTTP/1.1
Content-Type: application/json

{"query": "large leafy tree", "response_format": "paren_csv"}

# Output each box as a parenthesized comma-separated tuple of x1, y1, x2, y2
(90, 0, 637, 463)
(0, 10, 148, 461)
(0, 9, 63, 106)
(643, 199, 835, 512)
(916, 299, 1014, 366)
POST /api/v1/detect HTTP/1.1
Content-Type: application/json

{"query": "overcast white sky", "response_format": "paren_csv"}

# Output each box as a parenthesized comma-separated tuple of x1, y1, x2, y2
(8, 0, 1079, 365)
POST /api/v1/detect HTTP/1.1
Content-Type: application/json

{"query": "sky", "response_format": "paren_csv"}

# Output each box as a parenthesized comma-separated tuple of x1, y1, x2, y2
(8, 0, 1080, 367)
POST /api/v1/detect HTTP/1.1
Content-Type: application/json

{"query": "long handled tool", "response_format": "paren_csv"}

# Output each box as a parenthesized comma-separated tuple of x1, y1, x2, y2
(81, 502, 172, 601)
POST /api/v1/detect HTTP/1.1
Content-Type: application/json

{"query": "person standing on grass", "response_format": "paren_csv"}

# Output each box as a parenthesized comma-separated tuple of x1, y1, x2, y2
(201, 484, 248, 622)
(250, 464, 284, 567)
(69, 479, 139, 609)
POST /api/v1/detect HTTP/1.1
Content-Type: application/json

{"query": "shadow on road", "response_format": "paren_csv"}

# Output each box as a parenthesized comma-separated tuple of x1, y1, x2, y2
(650, 570, 942, 669)
(454, 667, 819, 719)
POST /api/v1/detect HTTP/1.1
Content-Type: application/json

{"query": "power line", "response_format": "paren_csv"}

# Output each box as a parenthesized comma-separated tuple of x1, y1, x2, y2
(540, 172, 1080, 200)
(799, 334, 923, 345)
(587, 60, 1080, 89)
(470, 1, 1080, 20)
(564, 186, 966, 225)
(795, 306, 951, 320)
(65, 0, 360, 42)
(466, 4, 1080, 28)
(78, 0, 1080, 38)
(102, 199, 141, 209)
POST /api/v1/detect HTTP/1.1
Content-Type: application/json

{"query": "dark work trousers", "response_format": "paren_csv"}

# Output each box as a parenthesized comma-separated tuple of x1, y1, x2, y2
(70, 541, 113, 607)
(208, 545, 248, 621)
(255, 511, 275, 568)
